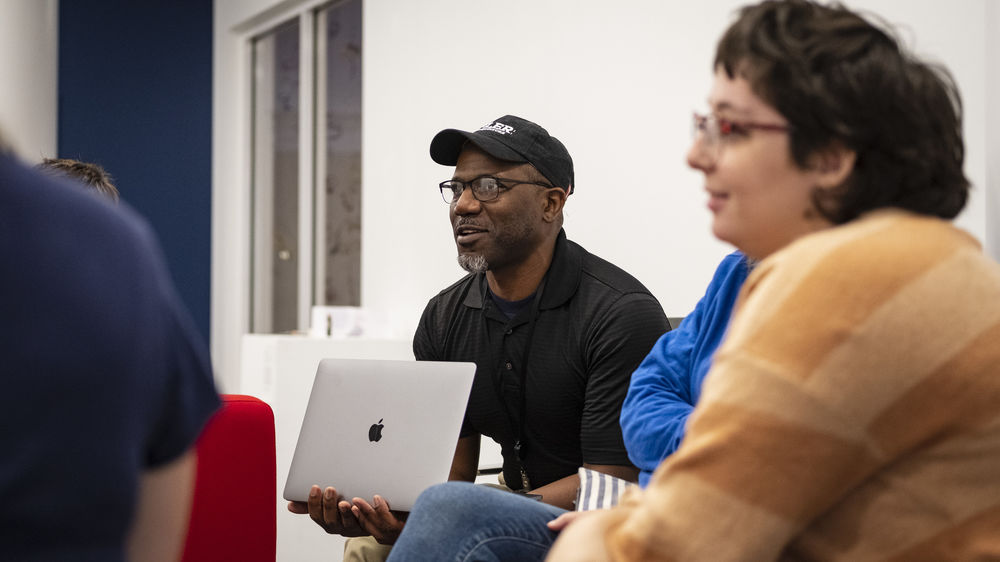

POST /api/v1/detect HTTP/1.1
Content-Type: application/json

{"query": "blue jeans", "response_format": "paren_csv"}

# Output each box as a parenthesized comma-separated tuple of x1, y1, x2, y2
(386, 482, 567, 562)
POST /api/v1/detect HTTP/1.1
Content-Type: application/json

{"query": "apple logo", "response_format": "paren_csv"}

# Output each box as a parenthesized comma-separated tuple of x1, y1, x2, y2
(368, 418, 384, 442)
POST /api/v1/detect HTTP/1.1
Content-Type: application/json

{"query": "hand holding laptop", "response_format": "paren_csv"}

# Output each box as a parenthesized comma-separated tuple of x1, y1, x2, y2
(287, 484, 368, 538)
(347, 494, 407, 544)
(288, 486, 406, 544)
(287, 486, 406, 544)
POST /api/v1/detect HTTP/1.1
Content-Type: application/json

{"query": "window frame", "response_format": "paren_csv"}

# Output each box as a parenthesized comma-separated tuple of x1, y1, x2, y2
(212, 0, 358, 390)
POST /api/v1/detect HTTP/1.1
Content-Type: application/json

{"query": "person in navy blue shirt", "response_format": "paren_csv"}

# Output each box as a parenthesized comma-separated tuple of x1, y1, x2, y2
(0, 145, 219, 561)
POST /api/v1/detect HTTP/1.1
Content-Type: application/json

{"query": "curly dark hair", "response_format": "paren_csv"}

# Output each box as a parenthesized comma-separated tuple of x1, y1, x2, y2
(37, 157, 120, 203)
(714, 0, 968, 223)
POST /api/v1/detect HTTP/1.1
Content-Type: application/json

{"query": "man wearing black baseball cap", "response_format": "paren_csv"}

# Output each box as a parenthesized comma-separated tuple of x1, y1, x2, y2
(296, 115, 668, 560)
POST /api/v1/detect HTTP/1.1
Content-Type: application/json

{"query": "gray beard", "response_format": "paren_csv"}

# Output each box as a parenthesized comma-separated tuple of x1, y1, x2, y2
(457, 254, 488, 273)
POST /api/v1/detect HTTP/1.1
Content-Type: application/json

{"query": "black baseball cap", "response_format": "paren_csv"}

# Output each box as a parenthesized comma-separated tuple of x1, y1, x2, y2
(430, 115, 575, 194)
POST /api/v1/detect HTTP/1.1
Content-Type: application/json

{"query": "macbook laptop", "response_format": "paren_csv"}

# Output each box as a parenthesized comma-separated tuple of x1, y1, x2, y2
(282, 358, 476, 511)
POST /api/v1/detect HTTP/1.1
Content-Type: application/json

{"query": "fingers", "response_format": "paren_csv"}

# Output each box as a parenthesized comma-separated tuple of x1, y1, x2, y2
(322, 488, 342, 525)
(546, 510, 591, 531)
(304, 485, 364, 536)
(351, 497, 376, 528)
(353, 496, 404, 545)
(298, 485, 385, 539)
(337, 499, 365, 535)
(357, 495, 392, 519)
(306, 485, 331, 526)
(352, 496, 387, 521)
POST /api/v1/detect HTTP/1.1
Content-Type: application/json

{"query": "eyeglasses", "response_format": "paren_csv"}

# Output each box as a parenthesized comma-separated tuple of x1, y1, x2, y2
(692, 112, 790, 162)
(438, 175, 553, 204)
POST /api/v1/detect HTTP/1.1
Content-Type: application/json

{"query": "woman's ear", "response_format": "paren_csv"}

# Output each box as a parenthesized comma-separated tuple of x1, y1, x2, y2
(541, 187, 568, 223)
(811, 144, 857, 190)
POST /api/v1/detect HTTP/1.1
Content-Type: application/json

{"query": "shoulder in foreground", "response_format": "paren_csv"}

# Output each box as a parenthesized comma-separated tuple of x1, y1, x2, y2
(796, 209, 981, 259)
(2, 153, 160, 265)
(765, 209, 999, 292)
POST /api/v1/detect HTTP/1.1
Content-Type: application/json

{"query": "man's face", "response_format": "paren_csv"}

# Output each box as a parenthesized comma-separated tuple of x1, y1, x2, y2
(449, 145, 547, 274)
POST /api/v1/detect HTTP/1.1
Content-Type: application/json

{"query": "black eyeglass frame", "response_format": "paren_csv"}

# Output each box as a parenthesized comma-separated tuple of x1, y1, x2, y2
(438, 175, 554, 204)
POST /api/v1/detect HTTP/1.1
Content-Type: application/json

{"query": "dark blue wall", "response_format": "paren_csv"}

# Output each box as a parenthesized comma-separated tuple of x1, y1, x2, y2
(58, 0, 213, 343)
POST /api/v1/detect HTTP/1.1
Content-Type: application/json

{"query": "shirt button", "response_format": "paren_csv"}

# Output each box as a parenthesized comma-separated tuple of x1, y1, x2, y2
(505, 361, 513, 370)
(505, 329, 513, 335)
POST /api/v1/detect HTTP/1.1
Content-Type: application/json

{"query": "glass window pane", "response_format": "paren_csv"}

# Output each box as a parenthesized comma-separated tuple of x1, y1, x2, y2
(251, 18, 300, 333)
(315, 0, 362, 306)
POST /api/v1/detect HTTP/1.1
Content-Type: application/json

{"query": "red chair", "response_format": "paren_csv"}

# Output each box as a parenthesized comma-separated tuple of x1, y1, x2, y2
(181, 394, 276, 562)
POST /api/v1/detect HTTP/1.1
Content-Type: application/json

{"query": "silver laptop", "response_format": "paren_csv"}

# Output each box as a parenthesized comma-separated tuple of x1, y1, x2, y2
(282, 358, 476, 511)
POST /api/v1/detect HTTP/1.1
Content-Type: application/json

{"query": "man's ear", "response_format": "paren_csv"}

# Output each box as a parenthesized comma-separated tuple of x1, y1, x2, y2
(811, 144, 857, 190)
(541, 187, 568, 223)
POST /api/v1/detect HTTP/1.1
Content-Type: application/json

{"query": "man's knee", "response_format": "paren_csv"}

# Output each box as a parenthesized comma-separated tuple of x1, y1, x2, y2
(344, 536, 393, 562)
(412, 481, 478, 512)
(409, 481, 509, 527)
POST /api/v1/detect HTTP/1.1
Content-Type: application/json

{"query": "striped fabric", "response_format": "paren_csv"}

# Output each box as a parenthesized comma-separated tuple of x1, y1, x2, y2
(574, 467, 638, 512)
(604, 210, 1000, 561)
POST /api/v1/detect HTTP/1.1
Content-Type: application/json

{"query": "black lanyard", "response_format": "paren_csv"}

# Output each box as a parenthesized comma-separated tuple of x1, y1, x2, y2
(483, 276, 546, 490)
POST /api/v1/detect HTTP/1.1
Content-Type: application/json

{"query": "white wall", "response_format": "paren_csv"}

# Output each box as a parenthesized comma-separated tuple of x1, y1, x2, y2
(0, 0, 58, 160)
(214, 0, 995, 386)
(359, 0, 990, 337)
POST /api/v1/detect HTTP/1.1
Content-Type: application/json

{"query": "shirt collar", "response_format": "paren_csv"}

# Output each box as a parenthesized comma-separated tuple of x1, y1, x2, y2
(462, 228, 582, 310)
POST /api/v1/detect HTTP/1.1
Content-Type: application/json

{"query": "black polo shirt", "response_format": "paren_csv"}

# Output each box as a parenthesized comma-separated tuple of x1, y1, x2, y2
(413, 229, 669, 488)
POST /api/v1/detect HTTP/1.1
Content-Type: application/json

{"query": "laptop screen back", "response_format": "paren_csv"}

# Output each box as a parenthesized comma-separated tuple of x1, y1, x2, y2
(282, 358, 476, 510)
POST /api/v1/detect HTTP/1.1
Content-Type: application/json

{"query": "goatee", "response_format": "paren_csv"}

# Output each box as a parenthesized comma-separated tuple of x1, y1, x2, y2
(457, 254, 488, 273)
